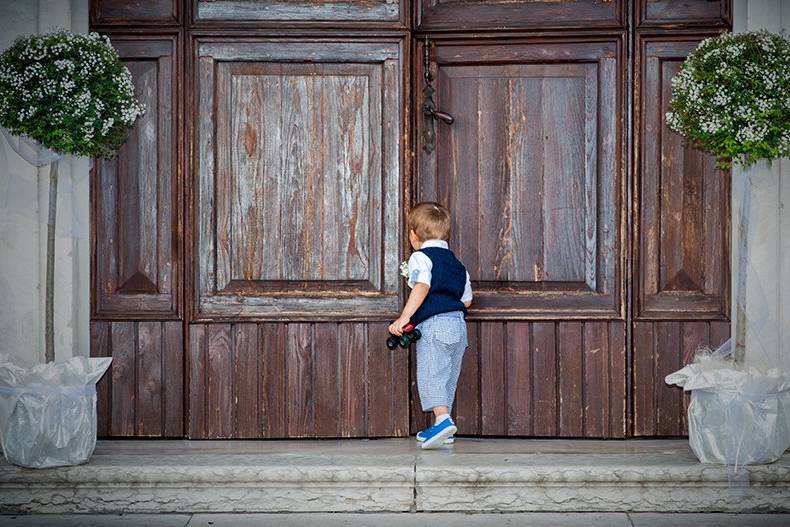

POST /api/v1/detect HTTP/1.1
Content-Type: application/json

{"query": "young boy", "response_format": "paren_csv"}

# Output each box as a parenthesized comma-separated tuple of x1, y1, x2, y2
(388, 202, 472, 449)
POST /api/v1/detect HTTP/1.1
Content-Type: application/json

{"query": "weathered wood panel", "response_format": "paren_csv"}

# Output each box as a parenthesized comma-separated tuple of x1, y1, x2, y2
(410, 321, 626, 438)
(633, 320, 730, 436)
(91, 0, 180, 25)
(415, 0, 623, 31)
(91, 320, 184, 437)
(188, 322, 408, 438)
(637, 0, 731, 27)
(194, 38, 403, 320)
(193, 0, 404, 25)
(636, 35, 730, 319)
(417, 39, 623, 319)
(92, 35, 180, 318)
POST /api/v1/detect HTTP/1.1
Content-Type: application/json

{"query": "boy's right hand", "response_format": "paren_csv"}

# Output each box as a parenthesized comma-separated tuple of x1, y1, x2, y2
(388, 316, 410, 337)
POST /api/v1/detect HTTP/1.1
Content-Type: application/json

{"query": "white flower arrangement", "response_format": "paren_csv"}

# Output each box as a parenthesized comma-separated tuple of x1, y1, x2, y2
(0, 29, 144, 157)
(400, 260, 409, 279)
(666, 30, 790, 167)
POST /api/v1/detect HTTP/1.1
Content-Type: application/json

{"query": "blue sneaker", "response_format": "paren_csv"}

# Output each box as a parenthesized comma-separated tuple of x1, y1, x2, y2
(416, 429, 454, 444)
(419, 418, 457, 449)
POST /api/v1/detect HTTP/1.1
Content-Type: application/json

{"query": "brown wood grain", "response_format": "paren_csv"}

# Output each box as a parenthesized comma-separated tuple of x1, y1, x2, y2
(234, 323, 260, 438)
(453, 321, 480, 435)
(636, 34, 730, 320)
(92, 35, 180, 319)
(90, 321, 111, 437)
(637, 0, 731, 27)
(415, 0, 623, 31)
(313, 324, 340, 437)
(91, 0, 179, 25)
(633, 321, 731, 437)
(110, 321, 135, 436)
(90, 3, 732, 441)
(558, 322, 583, 437)
(260, 323, 287, 437)
(193, 0, 403, 25)
(194, 39, 402, 320)
(506, 322, 531, 436)
(286, 323, 313, 437)
(532, 322, 557, 437)
(207, 324, 234, 438)
(480, 322, 506, 435)
(420, 40, 622, 319)
(137, 321, 163, 436)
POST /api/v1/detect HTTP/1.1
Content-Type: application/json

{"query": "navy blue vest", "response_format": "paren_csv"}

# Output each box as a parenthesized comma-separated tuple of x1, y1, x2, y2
(411, 247, 468, 326)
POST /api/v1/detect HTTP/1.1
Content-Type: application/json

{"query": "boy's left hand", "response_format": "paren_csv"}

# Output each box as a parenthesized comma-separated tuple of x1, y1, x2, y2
(388, 316, 411, 336)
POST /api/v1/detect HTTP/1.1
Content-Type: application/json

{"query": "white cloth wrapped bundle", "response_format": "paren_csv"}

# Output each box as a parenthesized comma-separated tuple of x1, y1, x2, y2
(666, 340, 790, 466)
(0, 354, 111, 468)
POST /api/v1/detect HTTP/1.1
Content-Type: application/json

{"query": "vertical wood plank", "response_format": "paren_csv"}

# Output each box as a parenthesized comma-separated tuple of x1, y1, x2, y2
(367, 322, 395, 437)
(541, 77, 586, 282)
(532, 322, 557, 436)
(340, 323, 367, 437)
(476, 79, 509, 282)
(583, 321, 609, 437)
(207, 324, 234, 438)
(313, 323, 340, 437)
(260, 323, 287, 438)
(286, 323, 313, 437)
(91, 321, 111, 437)
(608, 321, 627, 438)
(454, 321, 480, 435)
(633, 322, 655, 436)
(234, 323, 260, 438)
(163, 321, 183, 437)
(655, 321, 682, 436)
(506, 322, 531, 435)
(110, 321, 135, 436)
(508, 77, 544, 282)
(137, 321, 163, 436)
(188, 324, 207, 438)
(480, 322, 506, 435)
(558, 321, 583, 437)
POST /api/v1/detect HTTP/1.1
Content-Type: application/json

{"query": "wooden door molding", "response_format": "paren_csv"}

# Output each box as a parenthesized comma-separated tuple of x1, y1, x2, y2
(414, 0, 624, 32)
(635, 33, 730, 320)
(90, 0, 181, 26)
(190, 0, 406, 28)
(92, 34, 182, 319)
(416, 38, 625, 320)
(636, 0, 731, 28)
(191, 37, 404, 320)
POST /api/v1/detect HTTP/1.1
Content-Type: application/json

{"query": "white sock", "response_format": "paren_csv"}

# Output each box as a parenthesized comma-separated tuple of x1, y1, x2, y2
(435, 413, 451, 424)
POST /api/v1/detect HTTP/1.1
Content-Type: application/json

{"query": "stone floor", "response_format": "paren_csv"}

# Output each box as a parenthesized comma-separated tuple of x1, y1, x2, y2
(1, 438, 789, 514)
(2, 513, 790, 527)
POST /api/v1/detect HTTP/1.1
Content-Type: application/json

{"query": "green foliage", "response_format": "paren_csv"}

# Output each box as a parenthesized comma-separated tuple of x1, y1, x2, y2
(0, 30, 143, 158)
(666, 31, 790, 168)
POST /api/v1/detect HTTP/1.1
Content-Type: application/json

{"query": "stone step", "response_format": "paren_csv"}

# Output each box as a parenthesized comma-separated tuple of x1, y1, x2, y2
(1, 439, 788, 514)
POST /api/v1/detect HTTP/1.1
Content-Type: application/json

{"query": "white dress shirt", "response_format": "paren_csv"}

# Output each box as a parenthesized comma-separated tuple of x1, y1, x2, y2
(407, 239, 473, 303)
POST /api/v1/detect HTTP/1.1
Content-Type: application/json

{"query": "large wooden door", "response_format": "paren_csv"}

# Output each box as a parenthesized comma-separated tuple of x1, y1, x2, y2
(186, 36, 409, 438)
(413, 37, 627, 437)
(90, 0, 732, 439)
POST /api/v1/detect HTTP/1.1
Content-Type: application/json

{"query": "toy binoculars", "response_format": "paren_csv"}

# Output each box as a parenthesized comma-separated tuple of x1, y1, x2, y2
(386, 323, 422, 350)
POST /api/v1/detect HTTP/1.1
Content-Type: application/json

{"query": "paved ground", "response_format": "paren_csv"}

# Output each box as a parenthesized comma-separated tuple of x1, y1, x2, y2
(1, 513, 790, 527)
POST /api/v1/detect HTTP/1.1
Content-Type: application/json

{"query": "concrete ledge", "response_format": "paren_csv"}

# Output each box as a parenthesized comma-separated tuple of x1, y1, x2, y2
(1, 439, 789, 513)
(0, 442, 416, 513)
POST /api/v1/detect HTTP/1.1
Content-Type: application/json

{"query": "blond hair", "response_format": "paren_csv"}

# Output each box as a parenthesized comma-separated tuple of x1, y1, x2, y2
(408, 202, 451, 241)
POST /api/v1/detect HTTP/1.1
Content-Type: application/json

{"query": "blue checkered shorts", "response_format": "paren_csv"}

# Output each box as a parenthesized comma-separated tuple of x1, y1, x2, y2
(415, 311, 468, 412)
